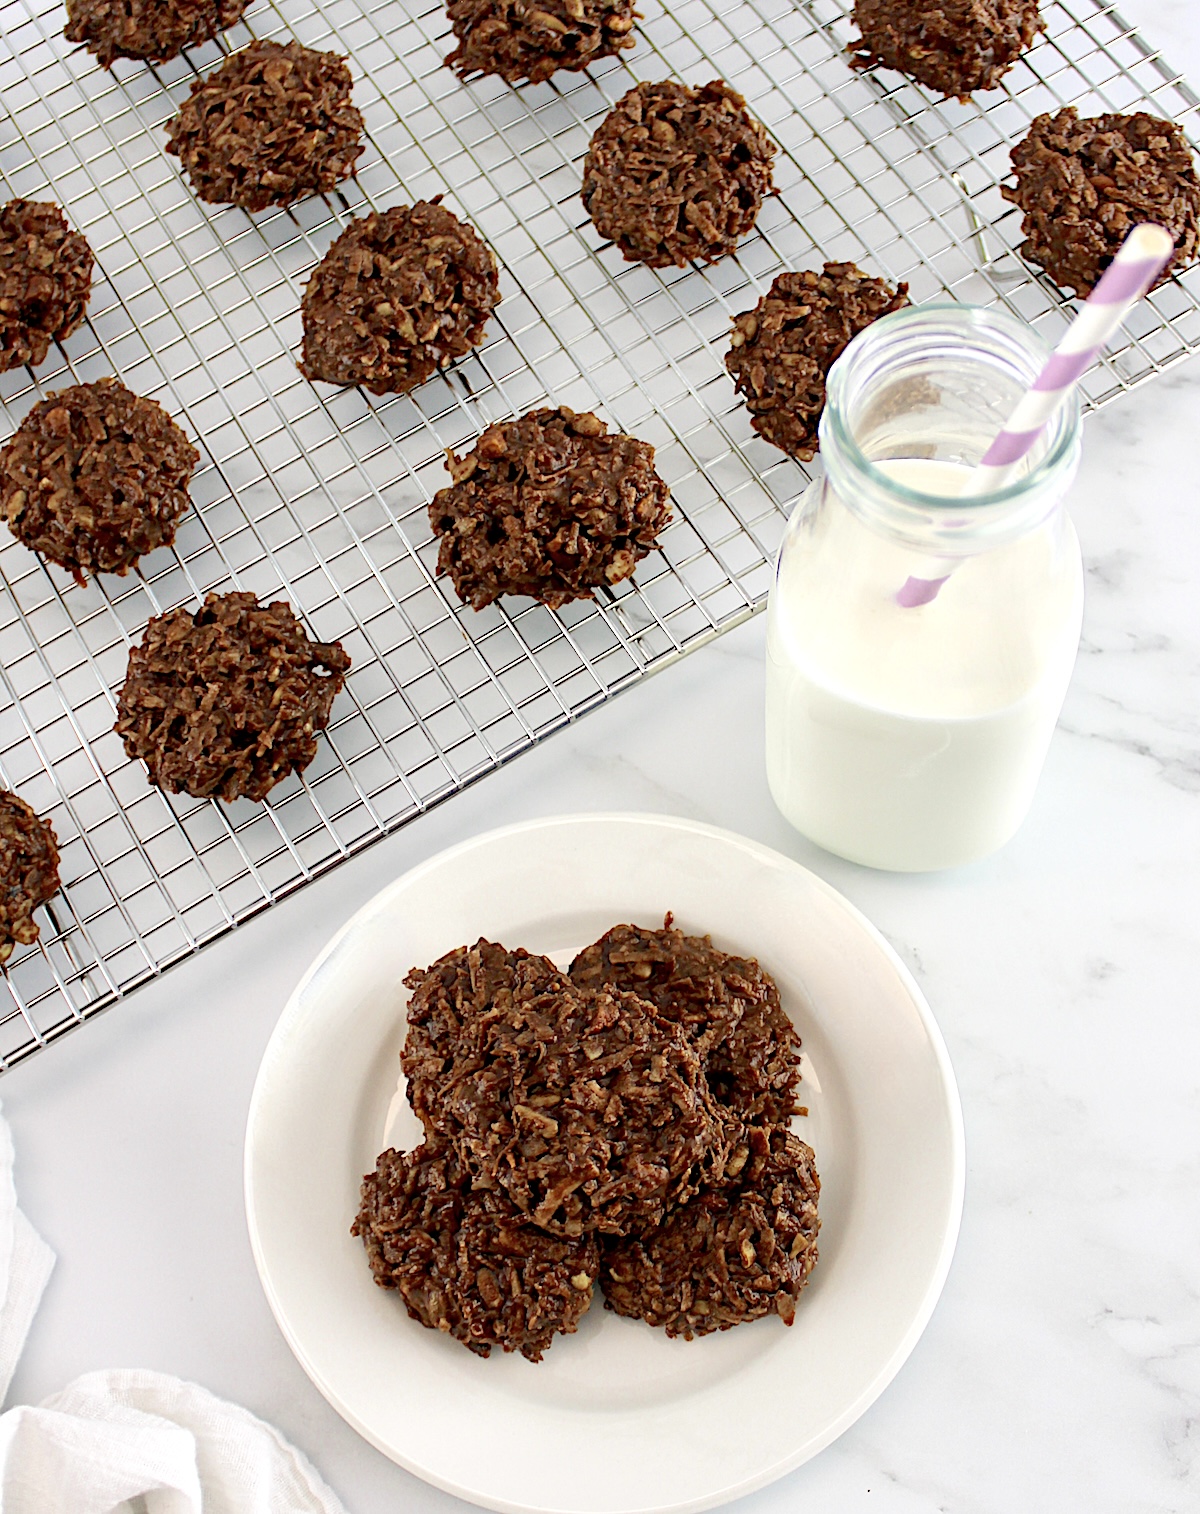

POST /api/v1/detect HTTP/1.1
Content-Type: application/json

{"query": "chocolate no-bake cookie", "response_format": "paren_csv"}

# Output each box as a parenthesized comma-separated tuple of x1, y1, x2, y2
(849, 0, 1044, 100)
(354, 1140, 600, 1360)
(430, 406, 671, 610)
(403, 941, 732, 1236)
(601, 1125, 820, 1337)
(402, 939, 566, 1140)
(445, 0, 636, 85)
(570, 920, 802, 1125)
(1002, 108, 1200, 295)
(581, 80, 776, 267)
(64, 0, 250, 69)
(1, 377, 198, 582)
(164, 40, 364, 212)
(0, 791, 60, 966)
(0, 200, 93, 374)
(114, 590, 350, 802)
(300, 201, 500, 394)
(725, 263, 910, 462)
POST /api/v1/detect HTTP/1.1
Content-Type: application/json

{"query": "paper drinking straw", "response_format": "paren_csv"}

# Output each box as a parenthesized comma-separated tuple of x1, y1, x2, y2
(896, 223, 1177, 609)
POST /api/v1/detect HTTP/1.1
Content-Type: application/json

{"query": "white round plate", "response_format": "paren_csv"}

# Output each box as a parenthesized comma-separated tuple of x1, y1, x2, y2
(245, 813, 964, 1514)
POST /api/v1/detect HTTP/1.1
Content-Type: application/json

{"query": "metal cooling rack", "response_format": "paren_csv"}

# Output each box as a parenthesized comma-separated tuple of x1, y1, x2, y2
(0, 0, 1196, 1068)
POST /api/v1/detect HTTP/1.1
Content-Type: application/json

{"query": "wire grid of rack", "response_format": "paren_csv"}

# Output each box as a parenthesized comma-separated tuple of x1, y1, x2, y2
(0, 0, 1196, 1068)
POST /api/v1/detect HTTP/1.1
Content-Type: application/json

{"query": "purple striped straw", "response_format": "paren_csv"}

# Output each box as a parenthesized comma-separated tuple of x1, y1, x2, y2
(897, 223, 1176, 609)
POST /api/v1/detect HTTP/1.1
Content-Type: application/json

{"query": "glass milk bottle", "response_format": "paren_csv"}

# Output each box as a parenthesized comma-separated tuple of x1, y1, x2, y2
(765, 304, 1084, 872)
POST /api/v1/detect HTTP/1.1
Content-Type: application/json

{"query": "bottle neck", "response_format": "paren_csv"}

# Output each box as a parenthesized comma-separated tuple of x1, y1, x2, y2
(818, 305, 1082, 558)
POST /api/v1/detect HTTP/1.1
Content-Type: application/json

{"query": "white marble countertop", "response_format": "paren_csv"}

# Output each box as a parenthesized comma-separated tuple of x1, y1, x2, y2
(4, 4, 1200, 1510)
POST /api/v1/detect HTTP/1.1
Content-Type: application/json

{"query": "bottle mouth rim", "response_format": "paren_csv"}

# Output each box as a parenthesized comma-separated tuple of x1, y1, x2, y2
(820, 303, 1082, 514)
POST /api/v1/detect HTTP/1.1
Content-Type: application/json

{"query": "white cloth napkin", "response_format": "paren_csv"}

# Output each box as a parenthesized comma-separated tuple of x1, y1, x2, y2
(0, 1111, 54, 1407)
(0, 1106, 349, 1513)
(1, 1371, 348, 1513)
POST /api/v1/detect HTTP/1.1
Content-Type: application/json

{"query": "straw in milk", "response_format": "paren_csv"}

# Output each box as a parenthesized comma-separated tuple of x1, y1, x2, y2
(896, 223, 1177, 609)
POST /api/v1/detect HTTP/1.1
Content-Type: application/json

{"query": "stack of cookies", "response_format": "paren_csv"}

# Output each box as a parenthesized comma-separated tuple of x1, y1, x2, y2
(354, 921, 820, 1360)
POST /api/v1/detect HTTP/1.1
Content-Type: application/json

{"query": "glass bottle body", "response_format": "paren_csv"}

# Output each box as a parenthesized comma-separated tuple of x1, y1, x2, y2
(764, 306, 1084, 872)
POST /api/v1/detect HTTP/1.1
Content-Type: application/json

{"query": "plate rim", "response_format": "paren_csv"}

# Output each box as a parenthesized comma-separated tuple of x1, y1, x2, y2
(244, 811, 966, 1514)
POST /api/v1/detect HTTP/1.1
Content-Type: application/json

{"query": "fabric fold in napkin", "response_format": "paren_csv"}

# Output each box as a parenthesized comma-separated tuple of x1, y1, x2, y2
(0, 1104, 348, 1512)
(0, 1370, 348, 1514)
(0, 1106, 55, 1405)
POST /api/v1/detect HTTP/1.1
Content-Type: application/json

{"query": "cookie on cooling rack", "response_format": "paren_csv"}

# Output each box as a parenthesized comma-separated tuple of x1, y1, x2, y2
(569, 919, 803, 1127)
(0, 377, 198, 582)
(581, 79, 776, 267)
(354, 1139, 600, 1361)
(0, 199, 93, 374)
(848, 0, 1044, 100)
(444, 0, 637, 86)
(114, 590, 351, 803)
(1002, 107, 1200, 295)
(429, 405, 672, 610)
(164, 39, 364, 212)
(300, 200, 500, 394)
(725, 263, 910, 463)
(64, 0, 251, 69)
(600, 1125, 820, 1338)
(0, 790, 61, 966)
